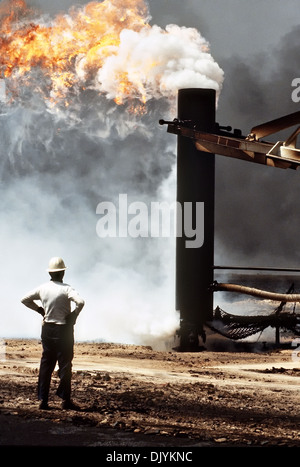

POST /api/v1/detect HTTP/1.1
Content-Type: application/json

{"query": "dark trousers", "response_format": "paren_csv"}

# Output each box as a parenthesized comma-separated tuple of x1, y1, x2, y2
(38, 322, 74, 403)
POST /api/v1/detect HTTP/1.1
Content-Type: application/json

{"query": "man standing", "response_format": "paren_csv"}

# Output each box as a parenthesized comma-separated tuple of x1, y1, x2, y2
(21, 257, 85, 410)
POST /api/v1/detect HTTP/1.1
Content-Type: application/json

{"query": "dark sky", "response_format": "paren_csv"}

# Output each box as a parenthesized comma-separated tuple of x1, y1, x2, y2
(150, 0, 300, 269)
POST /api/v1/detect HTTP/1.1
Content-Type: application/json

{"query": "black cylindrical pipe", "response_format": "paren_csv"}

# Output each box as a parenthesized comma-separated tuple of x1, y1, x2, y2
(176, 88, 216, 350)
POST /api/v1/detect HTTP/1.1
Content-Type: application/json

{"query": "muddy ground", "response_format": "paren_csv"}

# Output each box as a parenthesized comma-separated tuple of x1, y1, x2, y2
(0, 336, 299, 449)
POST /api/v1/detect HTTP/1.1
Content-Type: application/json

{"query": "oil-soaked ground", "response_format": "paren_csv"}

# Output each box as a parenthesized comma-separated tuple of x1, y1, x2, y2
(0, 339, 299, 449)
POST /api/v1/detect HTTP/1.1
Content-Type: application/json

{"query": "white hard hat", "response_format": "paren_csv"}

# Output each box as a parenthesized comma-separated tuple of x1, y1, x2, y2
(46, 257, 67, 272)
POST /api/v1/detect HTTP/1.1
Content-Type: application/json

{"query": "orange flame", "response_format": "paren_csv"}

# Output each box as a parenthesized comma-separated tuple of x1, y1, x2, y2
(0, 0, 151, 106)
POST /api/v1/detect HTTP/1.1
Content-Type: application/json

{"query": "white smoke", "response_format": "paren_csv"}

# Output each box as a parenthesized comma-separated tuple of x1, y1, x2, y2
(0, 1, 224, 348)
(93, 24, 224, 104)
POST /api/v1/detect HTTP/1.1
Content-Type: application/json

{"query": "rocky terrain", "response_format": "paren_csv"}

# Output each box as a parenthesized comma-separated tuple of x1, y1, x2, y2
(0, 338, 299, 448)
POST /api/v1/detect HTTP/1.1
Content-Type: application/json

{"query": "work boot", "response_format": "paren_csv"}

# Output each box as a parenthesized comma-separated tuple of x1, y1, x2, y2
(62, 399, 81, 411)
(39, 401, 50, 410)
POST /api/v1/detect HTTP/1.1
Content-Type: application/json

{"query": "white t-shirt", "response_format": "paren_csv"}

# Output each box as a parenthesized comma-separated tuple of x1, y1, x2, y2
(21, 280, 85, 325)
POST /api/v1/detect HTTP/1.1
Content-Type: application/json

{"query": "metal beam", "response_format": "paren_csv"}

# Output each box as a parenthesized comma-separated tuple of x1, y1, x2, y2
(214, 266, 300, 273)
(249, 111, 300, 140)
(167, 125, 300, 170)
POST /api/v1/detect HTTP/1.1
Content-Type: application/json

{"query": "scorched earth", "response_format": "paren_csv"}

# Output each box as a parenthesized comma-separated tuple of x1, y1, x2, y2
(0, 337, 299, 447)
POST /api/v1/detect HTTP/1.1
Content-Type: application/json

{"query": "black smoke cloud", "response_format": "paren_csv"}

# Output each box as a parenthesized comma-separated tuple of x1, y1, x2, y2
(214, 25, 300, 269)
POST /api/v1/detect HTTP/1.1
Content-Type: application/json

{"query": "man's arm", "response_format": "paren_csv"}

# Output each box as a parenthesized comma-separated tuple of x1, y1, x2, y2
(68, 288, 85, 314)
(21, 289, 45, 316)
(66, 288, 85, 325)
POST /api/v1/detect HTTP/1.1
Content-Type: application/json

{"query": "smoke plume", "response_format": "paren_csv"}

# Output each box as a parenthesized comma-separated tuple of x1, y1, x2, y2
(212, 24, 300, 342)
(0, 0, 224, 347)
(215, 24, 300, 270)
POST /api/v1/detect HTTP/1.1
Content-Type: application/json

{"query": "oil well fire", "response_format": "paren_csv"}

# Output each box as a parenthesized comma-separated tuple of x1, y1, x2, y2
(160, 88, 300, 351)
